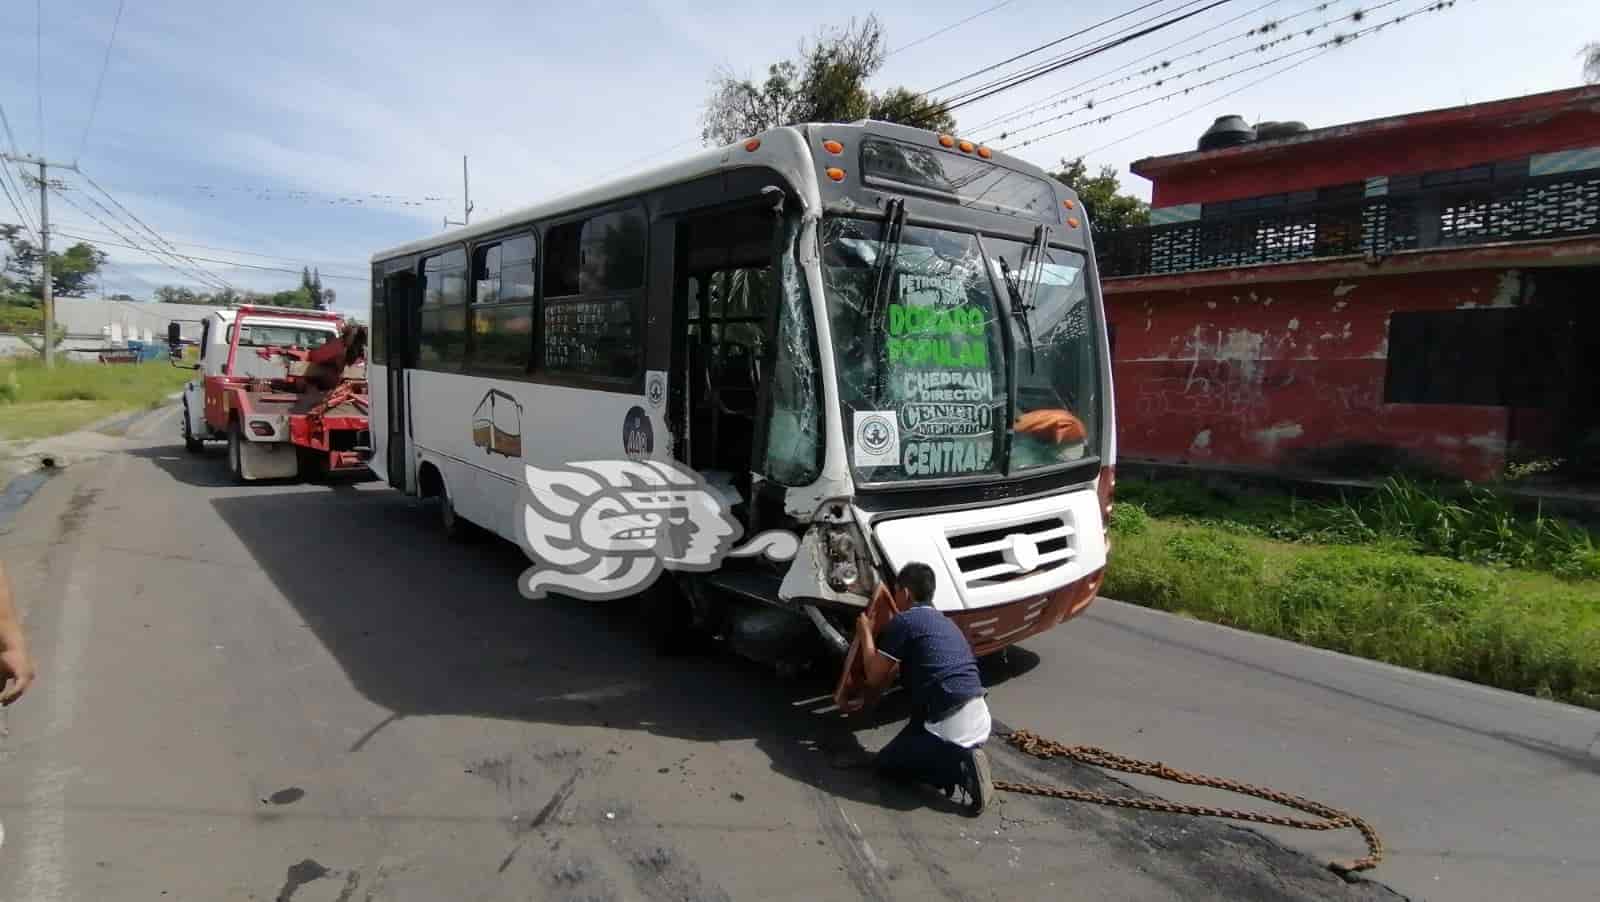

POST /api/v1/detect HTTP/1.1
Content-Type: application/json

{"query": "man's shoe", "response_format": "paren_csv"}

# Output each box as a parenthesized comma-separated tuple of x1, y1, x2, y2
(964, 747, 993, 816)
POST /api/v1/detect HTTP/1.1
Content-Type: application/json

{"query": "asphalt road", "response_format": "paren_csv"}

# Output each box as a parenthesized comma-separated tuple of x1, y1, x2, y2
(0, 405, 1592, 901)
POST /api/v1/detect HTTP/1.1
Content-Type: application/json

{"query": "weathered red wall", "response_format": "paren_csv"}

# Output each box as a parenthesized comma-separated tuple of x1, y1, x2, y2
(1107, 270, 1521, 480)
(1142, 90, 1600, 207)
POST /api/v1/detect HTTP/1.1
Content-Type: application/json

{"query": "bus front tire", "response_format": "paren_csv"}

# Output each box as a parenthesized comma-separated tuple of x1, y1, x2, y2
(437, 478, 476, 542)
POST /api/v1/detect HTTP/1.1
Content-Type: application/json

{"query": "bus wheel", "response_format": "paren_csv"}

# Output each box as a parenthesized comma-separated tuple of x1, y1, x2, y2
(643, 574, 706, 655)
(437, 477, 476, 542)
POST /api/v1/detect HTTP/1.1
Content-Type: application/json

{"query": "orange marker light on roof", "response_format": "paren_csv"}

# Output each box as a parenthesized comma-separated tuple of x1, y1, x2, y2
(977, 146, 992, 159)
(1063, 198, 1076, 209)
(1067, 217, 1081, 228)
(939, 134, 955, 148)
(826, 167, 846, 182)
(744, 138, 761, 151)
(822, 139, 844, 154)
(958, 140, 974, 153)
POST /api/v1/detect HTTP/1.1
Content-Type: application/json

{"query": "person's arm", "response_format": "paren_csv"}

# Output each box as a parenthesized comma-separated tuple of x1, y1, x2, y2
(856, 613, 900, 693)
(0, 562, 35, 706)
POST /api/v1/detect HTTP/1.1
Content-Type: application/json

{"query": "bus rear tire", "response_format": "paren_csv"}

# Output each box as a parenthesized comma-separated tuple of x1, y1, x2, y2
(643, 574, 707, 656)
(430, 470, 476, 542)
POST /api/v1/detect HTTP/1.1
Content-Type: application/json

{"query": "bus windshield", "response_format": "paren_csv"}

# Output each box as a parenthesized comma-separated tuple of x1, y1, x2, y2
(821, 216, 1100, 484)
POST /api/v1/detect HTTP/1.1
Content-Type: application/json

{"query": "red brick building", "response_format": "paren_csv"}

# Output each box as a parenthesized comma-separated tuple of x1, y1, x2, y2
(1098, 87, 1600, 481)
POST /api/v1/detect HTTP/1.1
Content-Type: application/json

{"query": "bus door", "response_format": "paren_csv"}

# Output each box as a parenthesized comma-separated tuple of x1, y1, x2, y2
(382, 269, 417, 492)
(670, 203, 778, 521)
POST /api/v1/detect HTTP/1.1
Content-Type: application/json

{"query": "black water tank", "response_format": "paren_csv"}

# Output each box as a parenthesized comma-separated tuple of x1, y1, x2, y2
(1256, 120, 1309, 141)
(1198, 115, 1255, 151)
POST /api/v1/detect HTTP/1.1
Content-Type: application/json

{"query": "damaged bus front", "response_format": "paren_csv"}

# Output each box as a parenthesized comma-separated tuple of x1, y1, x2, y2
(694, 124, 1114, 673)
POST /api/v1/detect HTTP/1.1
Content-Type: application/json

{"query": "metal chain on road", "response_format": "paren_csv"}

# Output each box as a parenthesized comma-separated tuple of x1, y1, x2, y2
(996, 730, 1384, 876)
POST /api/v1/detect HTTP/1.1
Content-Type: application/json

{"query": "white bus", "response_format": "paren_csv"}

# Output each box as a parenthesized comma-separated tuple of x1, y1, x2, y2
(369, 121, 1115, 666)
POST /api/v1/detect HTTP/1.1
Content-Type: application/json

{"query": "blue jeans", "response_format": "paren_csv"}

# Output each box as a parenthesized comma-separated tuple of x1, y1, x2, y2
(875, 716, 972, 793)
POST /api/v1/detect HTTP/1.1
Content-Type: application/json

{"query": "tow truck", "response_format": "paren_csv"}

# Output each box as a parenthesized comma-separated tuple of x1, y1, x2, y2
(170, 305, 371, 482)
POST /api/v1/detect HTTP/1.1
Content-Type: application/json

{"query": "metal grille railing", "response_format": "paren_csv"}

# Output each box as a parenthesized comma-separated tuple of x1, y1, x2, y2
(1097, 169, 1600, 277)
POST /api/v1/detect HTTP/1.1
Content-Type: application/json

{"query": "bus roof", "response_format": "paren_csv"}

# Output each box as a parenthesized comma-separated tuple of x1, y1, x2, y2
(371, 126, 815, 263)
(370, 121, 1066, 264)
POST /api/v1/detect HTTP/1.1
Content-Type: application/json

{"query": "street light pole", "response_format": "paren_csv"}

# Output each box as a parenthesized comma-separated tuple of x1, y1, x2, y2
(2, 152, 78, 368)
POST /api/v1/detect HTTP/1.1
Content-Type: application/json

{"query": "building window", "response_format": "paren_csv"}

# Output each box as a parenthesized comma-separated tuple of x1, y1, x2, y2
(541, 206, 645, 379)
(1384, 309, 1533, 406)
(470, 234, 536, 376)
(419, 248, 468, 371)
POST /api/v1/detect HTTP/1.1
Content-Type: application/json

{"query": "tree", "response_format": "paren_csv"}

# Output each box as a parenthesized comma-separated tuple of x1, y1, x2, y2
(700, 16, 955, 145)
(310, 268, 325, 310)
(1049, 159, 1150, 233)
(1, 224, 108, 298)
(1584, 42, 1600, 84)
(154, 285, 201, 305)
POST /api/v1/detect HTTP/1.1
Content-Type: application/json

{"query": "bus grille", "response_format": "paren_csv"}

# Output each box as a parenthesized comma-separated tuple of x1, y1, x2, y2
(945, 514, 1076, 589)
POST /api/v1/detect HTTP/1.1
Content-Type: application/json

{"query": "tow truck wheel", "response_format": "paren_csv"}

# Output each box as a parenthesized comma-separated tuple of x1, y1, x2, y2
(227, 421, 248, 484)
(181, 402, 204, 454)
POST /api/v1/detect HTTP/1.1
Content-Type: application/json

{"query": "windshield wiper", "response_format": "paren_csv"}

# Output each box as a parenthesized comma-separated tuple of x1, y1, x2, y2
(864, 197, 907, 372)
(1003, 224, 1050, 374)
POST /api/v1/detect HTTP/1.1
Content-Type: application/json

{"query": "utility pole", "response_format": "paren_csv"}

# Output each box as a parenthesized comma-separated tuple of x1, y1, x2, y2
(443, 155, 475, 230)
(3, 152, 78, 368)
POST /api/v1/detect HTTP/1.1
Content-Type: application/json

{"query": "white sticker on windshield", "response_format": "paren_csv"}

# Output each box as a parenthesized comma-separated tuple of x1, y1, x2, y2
(853, 411, 901, 468)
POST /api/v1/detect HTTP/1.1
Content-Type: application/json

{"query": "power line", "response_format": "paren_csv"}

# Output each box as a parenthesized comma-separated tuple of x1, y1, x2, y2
(0, 104, 36, 236)
(888, 0, 1023, 57)
(966, 0, 1288, 133)
(1000, 0, 1462, 150)
(50, 186, 231, 291)
(1079, 46, 1334, 156)
(927, 0, 1236, 118)
(75, 168, 236, 290)
(987, 0, 1402, 142)
(54, 223, 369, 269)
(77, 0, 127, 163)
(927, 0, 1175, 96)
(59, 184, 232, 291)
(53, 230, 368, 281)
(1, 173, 37, 242)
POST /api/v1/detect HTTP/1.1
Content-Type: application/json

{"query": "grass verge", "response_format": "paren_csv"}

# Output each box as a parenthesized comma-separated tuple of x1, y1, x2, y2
(1105, 509, 1600, 709)
(0, 358, 191, 440)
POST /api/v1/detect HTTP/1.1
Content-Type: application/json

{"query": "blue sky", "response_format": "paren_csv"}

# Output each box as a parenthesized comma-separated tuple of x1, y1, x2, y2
(0, 0, 1593, 313)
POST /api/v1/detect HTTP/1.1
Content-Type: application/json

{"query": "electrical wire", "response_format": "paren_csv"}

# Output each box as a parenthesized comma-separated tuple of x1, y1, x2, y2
(53, 230, 368, 281)
(888, 0, 1023, 57)
(50, 186, 229, 290)
(76, 0, 127, 163)
(926, 0, 1175, 96)
(998, 0, 1460, 149)
(75, 168, 236, 290)
(925, 0, 1236, 119)
(35, 0, 45, 154)
(1, 172, 37, 242)
(55, 224, 370, 270)
(966, 0, 1289, 134)
(1078, 45, 1334, 156)
(988, 0, 1401, 142)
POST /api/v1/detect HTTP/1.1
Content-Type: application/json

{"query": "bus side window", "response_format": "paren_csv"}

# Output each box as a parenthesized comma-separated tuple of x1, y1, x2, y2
(470, 234, 536, 376)
(419, 248, 468, 371)
(541, 207, 644, 379)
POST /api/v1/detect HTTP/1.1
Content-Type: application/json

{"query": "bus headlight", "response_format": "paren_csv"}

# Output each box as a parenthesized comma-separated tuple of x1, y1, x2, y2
(815, 500, 878, 595)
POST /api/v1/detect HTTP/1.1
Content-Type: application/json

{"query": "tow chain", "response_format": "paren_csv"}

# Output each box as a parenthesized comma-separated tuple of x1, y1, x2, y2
(996, 730, 1383, 876)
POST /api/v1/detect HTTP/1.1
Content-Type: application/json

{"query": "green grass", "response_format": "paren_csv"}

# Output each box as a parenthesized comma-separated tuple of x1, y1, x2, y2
(1105, 509, 1600, 709)
(0, 358, 191, 440)
(1118, 476, 1600, 582)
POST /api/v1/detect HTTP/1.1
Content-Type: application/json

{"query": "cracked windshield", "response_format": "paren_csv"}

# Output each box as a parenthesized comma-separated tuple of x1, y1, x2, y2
(823, 219, 1098, 482)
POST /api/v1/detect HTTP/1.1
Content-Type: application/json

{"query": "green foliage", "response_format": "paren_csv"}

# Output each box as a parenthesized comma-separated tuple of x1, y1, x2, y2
(700, 16, 954, 145)
(0, 356, 192, 405)
(2, 224, 107, 298)
(154, 283, 320, 309)
(1105, 521, 1600, 708)
(1048, 158, 1150, 233)
(1107, 500, 1150, 535)
(1117, 476, 1600, 581)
